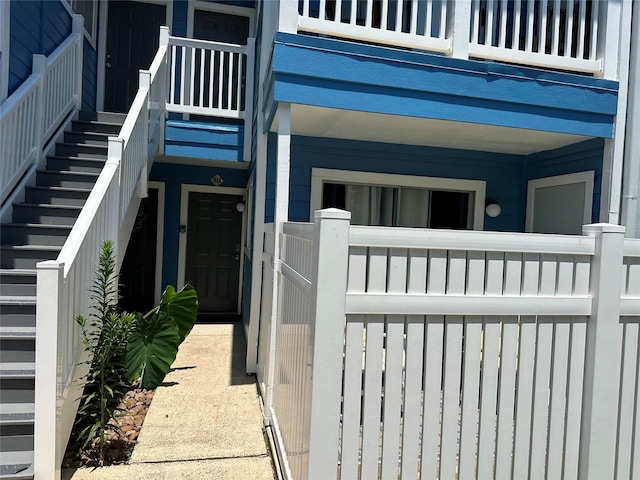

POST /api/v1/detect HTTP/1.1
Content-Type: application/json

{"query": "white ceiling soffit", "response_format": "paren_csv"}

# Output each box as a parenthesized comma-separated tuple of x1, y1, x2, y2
(270, 104, 592, 155)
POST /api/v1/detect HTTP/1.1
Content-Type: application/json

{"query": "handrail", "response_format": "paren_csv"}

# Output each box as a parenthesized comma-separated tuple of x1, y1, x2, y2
(0, 16, 83, 205)
(34, 26, 171, 480)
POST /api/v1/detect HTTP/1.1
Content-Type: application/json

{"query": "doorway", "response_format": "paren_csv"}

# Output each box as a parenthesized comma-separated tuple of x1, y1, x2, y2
(526, 171, 595, 234)
(120, 187, 162, 313)
(104, 1, 166, 113)
(181, 190, 244, 314)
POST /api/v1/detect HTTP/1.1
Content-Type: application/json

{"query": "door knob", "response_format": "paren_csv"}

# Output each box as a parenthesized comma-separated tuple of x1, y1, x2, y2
(106, 62, 112, 68)
(234, 254, 239, 261)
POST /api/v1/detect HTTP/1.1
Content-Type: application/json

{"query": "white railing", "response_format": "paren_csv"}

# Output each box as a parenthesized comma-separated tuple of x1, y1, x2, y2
(0, 15, 83, 205)
(260, 211, 638, 479)
(285, 0, 619, 76)
(614, 239, 640, 479)
(166, 35, 255, 161)
(297, 0, 450, 53)
(167, 36, 255, 119)
(468, 0, 601, 73)
(33, 26, 170, 480)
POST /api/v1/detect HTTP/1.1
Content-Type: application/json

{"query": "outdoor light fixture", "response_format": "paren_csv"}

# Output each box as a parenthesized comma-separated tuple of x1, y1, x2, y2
(236, 202, 245, 213)
(485, 201, 501, 218)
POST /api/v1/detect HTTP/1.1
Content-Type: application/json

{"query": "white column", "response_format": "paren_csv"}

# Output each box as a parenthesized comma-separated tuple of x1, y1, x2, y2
(243, 38, 256, 162)
(621, 1, 640, 238)
(579, 223, 625, 478)
(158, 26, 170, 155)
(279, 0, 299, 34)
(72, 14, 84, 110)
(307, 208, 351, 479)
(139, 69, 151, 199)
(275, 103, 291, 225)
(450, 0, 471, 59)
(34, 261, 65, 480)
(599, 0, 632, 224)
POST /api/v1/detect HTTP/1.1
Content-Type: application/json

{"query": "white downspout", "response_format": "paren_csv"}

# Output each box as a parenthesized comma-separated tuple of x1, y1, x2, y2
(621, 1, 640, 238)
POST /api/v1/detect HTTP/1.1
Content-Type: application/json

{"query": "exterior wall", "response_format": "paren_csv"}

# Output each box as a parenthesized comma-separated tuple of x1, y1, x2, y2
(8, 0, 71, 95)
(164, 120, 245, 161)
(149, 161, 249, 288)
(526, 138, 605, 224)
(265, 136, 605, 233)
(268, 33, 619, 139)
(82, 36, 97, 110)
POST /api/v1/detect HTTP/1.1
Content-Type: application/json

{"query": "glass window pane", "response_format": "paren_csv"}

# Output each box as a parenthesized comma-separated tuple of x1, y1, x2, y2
(429, 190, 471, 229)
(345, 184, 371, 225)
(398, 187, 430, 227)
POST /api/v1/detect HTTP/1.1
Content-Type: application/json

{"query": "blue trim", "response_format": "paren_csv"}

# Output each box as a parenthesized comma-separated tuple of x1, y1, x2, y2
(270, 33, 618, 138)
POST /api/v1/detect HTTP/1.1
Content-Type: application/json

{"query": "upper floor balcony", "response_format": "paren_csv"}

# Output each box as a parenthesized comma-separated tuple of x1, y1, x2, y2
(277, 0, 626, 79)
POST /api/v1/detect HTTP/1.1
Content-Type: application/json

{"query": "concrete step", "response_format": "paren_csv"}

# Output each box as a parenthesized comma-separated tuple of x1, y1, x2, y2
(0, 404, 34, 426)
(45, 156, 106, 174)
(71, 119, 122, 135)
(55, 142, 107, 159)
(63, 130, 110, 146)
(24, 186, 91, 207)
(0, 245, 61, 269)
(0, 424, 33, 453)
(0, 451, 33, 479)
(0, 224, 72, 247)
(0, 303, 35, 329)
(0, 271, 36, 297)
(77, 111, 126, 124)
(0, 337, 35, 364)
(11, 203, 82, 226)
(35, 170, 99, 189)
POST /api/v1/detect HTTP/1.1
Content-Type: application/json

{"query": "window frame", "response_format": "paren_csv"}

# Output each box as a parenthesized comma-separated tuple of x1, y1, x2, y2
(63, 0, 98, 47)
(310, 168, 486, 230)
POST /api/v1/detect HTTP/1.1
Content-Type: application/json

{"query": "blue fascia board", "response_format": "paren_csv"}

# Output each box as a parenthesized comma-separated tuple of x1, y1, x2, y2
(271, 33, 618, 137)
(165, 120, 243, 146)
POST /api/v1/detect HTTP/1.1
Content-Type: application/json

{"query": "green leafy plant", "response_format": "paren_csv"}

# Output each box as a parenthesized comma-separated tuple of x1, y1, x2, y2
(74, 241, 135, 465)
(125, 284, 198, 389)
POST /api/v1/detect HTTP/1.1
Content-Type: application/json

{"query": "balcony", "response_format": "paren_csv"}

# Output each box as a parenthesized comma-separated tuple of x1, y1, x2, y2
(279, 0, 624, 78)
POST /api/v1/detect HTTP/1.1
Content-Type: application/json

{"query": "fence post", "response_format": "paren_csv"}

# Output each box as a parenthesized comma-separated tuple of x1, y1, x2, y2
(307, 208, 351, 480)
(139, 69, 151, 198)
(579, 223, 625, 478)
(34, 260, 65, 480)
(158, 26, 170, 155)
(32, 54, 46, 157)
(72, 15, 83, 109)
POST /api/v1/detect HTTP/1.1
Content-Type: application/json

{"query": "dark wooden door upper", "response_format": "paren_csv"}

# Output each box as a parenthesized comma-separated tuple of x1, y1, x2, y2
(104, 1, 166, 113)
(185, 192, 243, 313)
(193, 9, 250, 44)
(120, 188, 159, 313)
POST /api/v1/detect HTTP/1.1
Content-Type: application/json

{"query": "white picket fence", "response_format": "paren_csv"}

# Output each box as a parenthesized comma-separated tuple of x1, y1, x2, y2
(259, 209, 640, 479)
(0, 15, 83, 205)
(288, 0, 614, 75)
(32, 27, 171, 480)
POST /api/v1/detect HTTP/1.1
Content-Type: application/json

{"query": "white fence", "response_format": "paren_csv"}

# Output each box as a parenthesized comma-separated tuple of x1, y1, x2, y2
(33, 26, 170, 480)
(287, 0, 615, 76)
(259, 209, 640, 479)
(0, 16, 83, 204)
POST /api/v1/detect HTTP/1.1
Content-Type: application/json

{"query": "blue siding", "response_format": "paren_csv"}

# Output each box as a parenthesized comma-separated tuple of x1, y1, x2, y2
(172, 0, 188, 37)
(265, 136, 605, 232)
(82, 36, 97, 110)
(270, 33, 618, 138)
(149, 162, 249, 288)
(266, 135, 525, 231)
(164, 120, 245, 161)
(525, 138, 604, 223)
(9, 0, 72, 95)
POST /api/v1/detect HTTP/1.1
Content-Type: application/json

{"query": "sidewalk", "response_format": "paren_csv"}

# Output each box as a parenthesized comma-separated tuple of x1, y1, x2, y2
(63, 323, 275, 480)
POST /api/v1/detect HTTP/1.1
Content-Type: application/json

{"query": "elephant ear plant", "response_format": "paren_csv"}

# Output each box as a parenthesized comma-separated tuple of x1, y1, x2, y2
(125, 285, 199, 389)
(73, 241, 198, 465)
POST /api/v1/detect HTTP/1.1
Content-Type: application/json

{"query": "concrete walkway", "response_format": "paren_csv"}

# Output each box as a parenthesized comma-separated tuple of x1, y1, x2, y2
(63, 323, 275, 480)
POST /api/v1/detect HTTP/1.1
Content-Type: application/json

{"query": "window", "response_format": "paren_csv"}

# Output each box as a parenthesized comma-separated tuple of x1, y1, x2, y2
(65, 0, 97, 44)
(311, 169, 486, 230)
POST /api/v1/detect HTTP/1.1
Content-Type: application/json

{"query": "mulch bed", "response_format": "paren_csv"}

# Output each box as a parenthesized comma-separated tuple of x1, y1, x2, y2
(62, 384, 155, 468)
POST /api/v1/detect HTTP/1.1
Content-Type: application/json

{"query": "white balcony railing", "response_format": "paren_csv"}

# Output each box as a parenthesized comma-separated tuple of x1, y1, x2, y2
(0, 16, 83, 205)
(286, 0, 623, 77)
